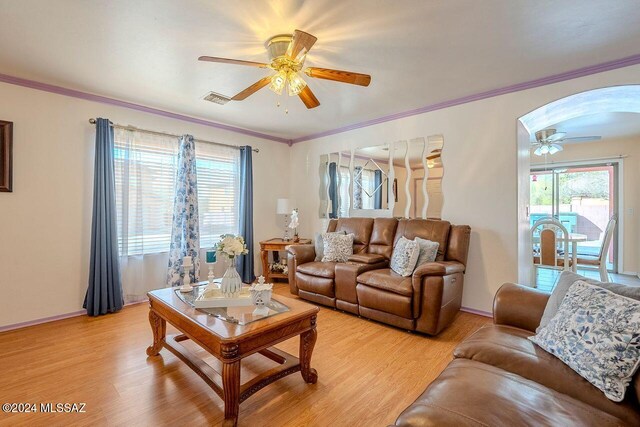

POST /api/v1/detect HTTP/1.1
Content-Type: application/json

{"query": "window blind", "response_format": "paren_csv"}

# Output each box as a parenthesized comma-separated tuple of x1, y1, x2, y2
(114, 128, 240, 256)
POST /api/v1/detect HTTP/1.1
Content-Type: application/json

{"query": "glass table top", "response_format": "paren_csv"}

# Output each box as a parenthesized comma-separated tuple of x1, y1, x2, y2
(175, 283, 289, 326)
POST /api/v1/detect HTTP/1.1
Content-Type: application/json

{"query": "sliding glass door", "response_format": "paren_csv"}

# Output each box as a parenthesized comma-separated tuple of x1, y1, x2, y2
(530, 163, 618, 271)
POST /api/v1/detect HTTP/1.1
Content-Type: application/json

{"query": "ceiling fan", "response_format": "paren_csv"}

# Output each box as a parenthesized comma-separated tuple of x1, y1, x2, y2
(199, 30, 371, 109)
(532, 129, 602, 156)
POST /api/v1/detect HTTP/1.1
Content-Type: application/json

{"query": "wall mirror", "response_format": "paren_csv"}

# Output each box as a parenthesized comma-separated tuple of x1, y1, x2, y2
(317, 135, 444, 219)
(391, 135, 445, 219)
(352, 145, 390, 211)
(415, 135, 444, 219)
(319, 151, 351, 218)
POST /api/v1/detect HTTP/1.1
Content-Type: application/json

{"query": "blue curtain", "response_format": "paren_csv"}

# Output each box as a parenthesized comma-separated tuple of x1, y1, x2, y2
(84, 118, 124, 316)
(238, 146, 255, 283)
(167, 135, 200, 286)
(328, 162, 338, 218)
(374, 170, 382, 209)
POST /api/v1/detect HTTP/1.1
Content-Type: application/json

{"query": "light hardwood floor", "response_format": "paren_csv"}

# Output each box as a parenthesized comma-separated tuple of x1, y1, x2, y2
(0, 284, 490, 427)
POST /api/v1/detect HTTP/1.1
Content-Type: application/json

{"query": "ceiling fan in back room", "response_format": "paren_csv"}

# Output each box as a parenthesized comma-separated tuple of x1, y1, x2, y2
(531, 129, 601, 156)
(199, 30, 372, 111)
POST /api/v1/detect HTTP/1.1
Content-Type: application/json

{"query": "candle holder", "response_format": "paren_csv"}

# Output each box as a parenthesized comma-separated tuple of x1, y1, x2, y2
(206, 249, 217, 286)
(180, 257, 194, 293)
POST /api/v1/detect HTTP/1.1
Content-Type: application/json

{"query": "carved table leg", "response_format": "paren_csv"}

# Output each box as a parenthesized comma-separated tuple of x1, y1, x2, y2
(146, 309, 166, 356)
(300, 322, 318, 384)
(222, 359, 241, 427)
(261, 246, 270, 283)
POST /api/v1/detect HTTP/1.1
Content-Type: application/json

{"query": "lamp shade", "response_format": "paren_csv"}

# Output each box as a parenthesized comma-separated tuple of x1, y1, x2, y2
(276, 198, 294, 214)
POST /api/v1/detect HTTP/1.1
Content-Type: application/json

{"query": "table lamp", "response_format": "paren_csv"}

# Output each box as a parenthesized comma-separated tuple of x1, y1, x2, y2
(276, 198, 294, 241)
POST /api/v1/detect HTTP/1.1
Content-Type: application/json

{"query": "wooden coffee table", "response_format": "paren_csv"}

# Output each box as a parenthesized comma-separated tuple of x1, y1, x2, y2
(146, 286, 319, 426)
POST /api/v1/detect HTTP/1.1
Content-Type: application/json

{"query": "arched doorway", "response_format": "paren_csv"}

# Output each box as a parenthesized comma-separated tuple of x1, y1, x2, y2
(516, 85, 640, 286)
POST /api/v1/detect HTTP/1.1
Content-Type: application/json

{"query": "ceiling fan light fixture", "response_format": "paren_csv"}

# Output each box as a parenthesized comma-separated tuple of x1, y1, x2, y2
(548, 144, 562, 154)
(287, 71, 307, 96)
(268, 70, 287, 95)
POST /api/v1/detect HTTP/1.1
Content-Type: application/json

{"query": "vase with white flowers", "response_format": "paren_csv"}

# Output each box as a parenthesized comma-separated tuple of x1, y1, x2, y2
(215, 234, 249, 297)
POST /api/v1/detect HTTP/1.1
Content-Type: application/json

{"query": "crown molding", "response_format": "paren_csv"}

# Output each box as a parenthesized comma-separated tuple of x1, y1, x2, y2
(291, 52, 640, 144)
(2, 52, 639, 146)
(0, 73, 291, 144)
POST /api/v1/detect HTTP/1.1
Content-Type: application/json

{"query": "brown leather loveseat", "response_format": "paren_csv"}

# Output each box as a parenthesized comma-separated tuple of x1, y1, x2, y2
(394, 283, 640, 426)
(287, 218, 471, 335)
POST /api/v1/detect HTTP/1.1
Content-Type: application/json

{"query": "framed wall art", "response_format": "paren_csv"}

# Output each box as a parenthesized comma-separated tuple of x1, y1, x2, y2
(0, 120, 13, 192)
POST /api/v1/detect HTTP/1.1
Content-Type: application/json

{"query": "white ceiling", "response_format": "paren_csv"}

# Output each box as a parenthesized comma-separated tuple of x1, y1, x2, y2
(1, 0, 640, 140)
(545, 112, 640, 143)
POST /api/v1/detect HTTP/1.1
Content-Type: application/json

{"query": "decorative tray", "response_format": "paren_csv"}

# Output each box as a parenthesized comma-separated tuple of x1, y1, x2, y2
(174, 283, 289, 325)
(194, 285, 253, 308)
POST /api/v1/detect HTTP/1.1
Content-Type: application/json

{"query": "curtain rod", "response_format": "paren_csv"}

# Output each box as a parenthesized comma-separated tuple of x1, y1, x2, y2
(88, 118, 259, 153)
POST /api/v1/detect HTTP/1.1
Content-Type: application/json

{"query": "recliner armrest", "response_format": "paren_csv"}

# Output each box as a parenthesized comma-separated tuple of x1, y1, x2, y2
(412, 261, 465, 278)
(286, 244, 316, 295)
(493, 283, 550, 333)
(286, 244, 316, 265)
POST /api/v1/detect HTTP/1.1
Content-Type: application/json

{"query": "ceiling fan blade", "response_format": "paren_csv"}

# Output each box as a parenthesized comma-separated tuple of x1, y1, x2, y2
(544, 132, 567, 142)
(305, 67, 371, 86)
(562, 136, 602, 143)
(298, 85, 320, 109)
(231, 76, 272, 101)
(426, 149, 442, 160)
(286, 30, 317, 60)
(198, 56, 268, 68)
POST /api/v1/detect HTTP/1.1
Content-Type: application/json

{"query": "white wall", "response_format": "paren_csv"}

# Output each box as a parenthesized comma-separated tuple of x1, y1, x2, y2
(290, 64, 640, 313)
(531, 135, 640, 274)
(0, 82, 291, 327)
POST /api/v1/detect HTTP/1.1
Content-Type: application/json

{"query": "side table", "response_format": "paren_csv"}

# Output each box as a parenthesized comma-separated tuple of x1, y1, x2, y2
(260, 238, 311, 282)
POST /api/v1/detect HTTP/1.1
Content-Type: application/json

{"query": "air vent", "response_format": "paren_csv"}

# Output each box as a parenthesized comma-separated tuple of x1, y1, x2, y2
(203, 92, 230, 105)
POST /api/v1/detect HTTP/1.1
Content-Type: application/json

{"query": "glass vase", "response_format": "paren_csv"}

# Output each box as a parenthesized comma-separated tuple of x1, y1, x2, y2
(221, 256, 242, 297)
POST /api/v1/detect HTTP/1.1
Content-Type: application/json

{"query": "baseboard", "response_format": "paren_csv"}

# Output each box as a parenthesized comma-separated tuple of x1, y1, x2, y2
(0, 300, 148, 333)
(460, 306, 493, 318)
(621, 271, 638, 276)
(0, 310, 87, 333)
(1, 300, 488, 332)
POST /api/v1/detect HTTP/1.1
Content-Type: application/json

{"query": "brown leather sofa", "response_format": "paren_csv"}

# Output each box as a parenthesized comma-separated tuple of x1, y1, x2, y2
(394, 283, 640, 426)
(287, 218, 471, 335)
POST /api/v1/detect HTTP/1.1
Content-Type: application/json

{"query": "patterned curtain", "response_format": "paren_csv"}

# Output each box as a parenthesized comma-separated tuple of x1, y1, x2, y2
(167, 135, 200, 286)
(353, 166, 363, 209)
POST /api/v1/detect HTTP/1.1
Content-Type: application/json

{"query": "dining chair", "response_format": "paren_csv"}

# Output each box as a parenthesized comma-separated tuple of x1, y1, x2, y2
(576, 214, 617, 282)
(531, 217, 571, 287)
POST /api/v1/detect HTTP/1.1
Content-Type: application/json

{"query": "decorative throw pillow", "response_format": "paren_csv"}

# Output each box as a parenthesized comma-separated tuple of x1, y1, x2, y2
(415, 237, 439, 266)
(314, 231, 346, 262)
(537, 271, 640, 332)
(390, 236, 420, 277)
(321, 233, 354, 262)
(530, 281, 640, 402)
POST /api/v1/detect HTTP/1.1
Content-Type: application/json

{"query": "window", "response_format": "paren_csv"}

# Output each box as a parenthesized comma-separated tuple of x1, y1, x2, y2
(114, 129, 240, 256)
(360, 168, 376, 209)
(338, 166, 351, 217)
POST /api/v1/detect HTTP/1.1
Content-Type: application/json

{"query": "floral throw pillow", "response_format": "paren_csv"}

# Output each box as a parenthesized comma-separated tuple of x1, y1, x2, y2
(321, 233, 354, 263)
(314, 231, 346, 261)
(530, 280, 640, 401)
(390, 237, 420, 277)
(415, 237, 439, 266)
